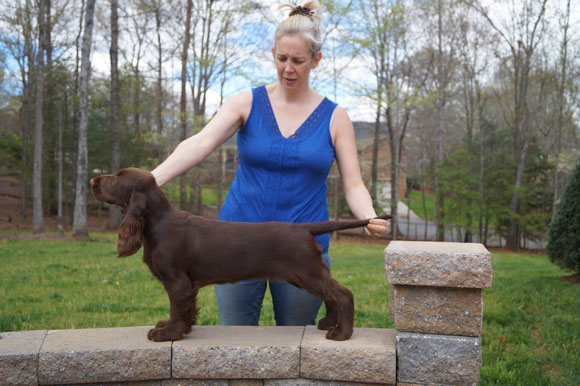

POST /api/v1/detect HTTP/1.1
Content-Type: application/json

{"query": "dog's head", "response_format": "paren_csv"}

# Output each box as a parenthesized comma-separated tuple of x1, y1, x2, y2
(90, 168, 160, 258)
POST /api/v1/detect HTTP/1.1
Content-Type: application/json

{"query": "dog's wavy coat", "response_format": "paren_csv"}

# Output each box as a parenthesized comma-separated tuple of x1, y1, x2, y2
(91, 168, 392, 342)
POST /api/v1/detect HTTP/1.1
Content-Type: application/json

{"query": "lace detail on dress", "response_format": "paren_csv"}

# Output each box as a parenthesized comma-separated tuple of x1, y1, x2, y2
(257, 86, 280, 137)
(257, 85, 334, 140)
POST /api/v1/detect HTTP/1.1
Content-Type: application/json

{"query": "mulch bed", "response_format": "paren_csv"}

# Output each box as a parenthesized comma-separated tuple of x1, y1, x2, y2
(558, 273, 580, 285)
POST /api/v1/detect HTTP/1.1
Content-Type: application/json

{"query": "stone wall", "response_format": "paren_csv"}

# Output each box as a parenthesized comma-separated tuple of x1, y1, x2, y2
(0, 241, 492, 385)
(385, 241, 492, 385)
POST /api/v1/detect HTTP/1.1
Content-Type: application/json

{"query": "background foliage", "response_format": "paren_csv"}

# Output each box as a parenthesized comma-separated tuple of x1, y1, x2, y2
(547, 160, 580, 273)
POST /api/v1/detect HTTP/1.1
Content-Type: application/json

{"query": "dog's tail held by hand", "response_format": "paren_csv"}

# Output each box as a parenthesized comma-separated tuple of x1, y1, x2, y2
(301, 214, 393, 236)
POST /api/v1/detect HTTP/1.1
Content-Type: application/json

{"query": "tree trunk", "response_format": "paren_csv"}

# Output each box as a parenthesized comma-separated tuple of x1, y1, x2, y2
(72, 0, 95, 238)
(506, 140, 528, 250)
(551, 0, 570, 223)
(107, 0, 122, 229)
(434, 0, 445, 241)
(57, 92, 64, 237)
(45, 0, 60, 218)
(20, 17, 35, 221)
(180, 0, 193, 210)
(371, 84, 383, 201)
(390, 146, 399, 240)
(70, 0, 85, 226)
(155, 4, 163, 163)
(32, 0, 47, 234)
(386, 105, 398, 240)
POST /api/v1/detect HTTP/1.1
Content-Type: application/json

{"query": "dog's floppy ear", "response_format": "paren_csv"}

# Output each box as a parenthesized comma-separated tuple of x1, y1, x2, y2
(117, 191, 146, 257)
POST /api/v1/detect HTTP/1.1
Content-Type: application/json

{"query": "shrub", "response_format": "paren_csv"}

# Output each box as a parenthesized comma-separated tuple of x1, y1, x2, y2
(547, 160, 580, 274)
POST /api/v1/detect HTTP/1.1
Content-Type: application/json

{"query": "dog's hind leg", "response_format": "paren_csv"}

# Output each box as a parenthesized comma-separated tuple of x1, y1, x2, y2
(317, 298, 337, 331)
(297, 266, 354, 341)
(324, 283, 354, 341)
(148, 276, 197, 342)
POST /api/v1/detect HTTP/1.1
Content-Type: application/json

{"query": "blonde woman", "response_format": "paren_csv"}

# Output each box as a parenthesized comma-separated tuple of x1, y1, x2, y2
(152, 1, 389, 326)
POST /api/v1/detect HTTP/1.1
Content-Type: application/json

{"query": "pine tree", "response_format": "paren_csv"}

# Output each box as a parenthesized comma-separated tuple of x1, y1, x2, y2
(547, 160, 580, 274)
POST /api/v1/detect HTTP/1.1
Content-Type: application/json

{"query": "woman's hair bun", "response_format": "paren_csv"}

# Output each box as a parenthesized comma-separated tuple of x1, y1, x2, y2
(279, 1, 322, 21)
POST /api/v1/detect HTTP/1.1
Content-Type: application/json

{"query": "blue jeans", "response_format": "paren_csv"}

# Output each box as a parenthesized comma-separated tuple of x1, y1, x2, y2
(214, 252, 331, 326)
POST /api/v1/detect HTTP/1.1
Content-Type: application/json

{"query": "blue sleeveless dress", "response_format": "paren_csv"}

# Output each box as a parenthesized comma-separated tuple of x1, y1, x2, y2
(218, 85, 338, 253)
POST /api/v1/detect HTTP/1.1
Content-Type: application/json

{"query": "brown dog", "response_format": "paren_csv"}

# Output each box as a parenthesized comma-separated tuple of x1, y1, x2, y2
(90, 167, 392, 342)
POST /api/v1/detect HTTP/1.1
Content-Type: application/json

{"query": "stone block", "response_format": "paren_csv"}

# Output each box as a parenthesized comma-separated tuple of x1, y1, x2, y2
(129, 381, 164, 386)
(265, 379, 388, 385)
(390, 285, 484, 337)
(172, 326, 303, 379)
(162, 381, 263, 386)
(38, 326, 171, 385)
(300, 326, 396, 385)
(396, 332, 482, 385)
(0, 330, 46, 385)
(385, 241, 492, 288)
(161, 381, 229, 386)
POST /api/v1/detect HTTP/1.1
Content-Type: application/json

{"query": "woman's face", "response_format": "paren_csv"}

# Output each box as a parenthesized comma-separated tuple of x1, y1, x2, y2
(272, 33, 321, 92)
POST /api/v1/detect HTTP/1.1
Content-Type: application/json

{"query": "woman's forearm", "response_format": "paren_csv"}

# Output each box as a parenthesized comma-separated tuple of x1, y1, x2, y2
(343, 182, 392, 236)
(151, 135, 209, 187)
(151, 92, 248, 187)
(343, 183, 377, 220)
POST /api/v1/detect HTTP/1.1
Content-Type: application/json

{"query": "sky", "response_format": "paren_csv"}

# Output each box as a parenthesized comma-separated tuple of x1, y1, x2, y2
(89, 0, 580, 123)
(88, 0, 380, 122)
(4, 0, 578, 122)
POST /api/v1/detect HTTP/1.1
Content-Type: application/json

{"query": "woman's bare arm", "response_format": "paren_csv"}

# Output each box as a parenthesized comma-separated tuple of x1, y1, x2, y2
(152, 90, 252, 186)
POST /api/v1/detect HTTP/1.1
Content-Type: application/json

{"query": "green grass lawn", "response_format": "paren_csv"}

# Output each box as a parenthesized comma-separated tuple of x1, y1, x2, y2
(1, 237, 578, 384)
(159, 183, 229, 208)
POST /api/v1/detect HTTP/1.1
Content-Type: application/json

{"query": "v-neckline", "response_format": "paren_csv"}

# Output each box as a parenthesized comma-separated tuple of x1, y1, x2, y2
(263, 87, 327, 140)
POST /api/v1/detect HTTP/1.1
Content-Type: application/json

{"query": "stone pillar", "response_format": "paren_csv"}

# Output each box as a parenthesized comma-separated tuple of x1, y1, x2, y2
(384, 241, 492, 385)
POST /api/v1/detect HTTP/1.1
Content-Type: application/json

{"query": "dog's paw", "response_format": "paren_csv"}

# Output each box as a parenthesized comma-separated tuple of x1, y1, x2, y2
(147, 326, 183, 342)
(325, 327, 353, 341)
(317, 317, 336, 331)
(154, 320, 170, 329)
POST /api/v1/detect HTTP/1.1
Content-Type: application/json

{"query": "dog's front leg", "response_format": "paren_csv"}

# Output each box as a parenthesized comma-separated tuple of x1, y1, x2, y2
(148, 277, 197, 342)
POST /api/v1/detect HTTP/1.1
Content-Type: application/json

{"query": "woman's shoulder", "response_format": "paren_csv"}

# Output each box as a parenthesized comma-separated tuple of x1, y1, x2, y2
(330, 104, 352, 125)
(225, 89, 253, 106)
(220, 89, 254, 119)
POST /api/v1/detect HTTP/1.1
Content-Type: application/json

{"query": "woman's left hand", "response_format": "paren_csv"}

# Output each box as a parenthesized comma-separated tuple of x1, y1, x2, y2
(366, 218, 390, 237)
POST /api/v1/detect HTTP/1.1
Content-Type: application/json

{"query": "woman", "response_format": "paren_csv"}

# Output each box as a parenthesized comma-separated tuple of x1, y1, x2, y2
(151, 1, 390, 327)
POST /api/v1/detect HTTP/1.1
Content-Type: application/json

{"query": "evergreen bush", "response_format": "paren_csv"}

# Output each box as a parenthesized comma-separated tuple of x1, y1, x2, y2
(547, 160, 580, 274)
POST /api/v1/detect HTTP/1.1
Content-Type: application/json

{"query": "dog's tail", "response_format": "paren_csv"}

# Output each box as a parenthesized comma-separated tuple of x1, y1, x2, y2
(300, 214, 393, 236)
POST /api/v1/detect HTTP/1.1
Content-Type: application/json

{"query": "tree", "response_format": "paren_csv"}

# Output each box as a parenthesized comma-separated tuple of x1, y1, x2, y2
(357, 0, 430, 239)
(32, 0, 46, 234)
(470, 0, 549, 250)
(108, 0, 122, 229)
(551, 0, 571, 223)
(150, 0, 168, 163)
(124, 0, 151, 140)
(0, 0, 36, 220)
(547, 160, 580, 274)
(72, 0, 95, 238)
(417, 0, 459, 241)
(456, 2, 490, 242)
(187, 0, 255, 214)
(179, 0, 193, 210)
